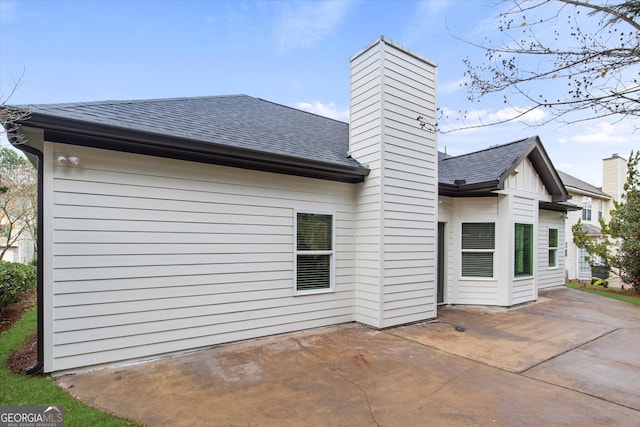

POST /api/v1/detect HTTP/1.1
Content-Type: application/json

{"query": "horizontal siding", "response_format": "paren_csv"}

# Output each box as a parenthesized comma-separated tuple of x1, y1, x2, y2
(512, 278, 535, 305)
(49, 143, 356, 371)
(513, 196, 536, 223)
(379, 39, 437, 327)
(537, 211, 566, 289)
(350, 41, 383, 326)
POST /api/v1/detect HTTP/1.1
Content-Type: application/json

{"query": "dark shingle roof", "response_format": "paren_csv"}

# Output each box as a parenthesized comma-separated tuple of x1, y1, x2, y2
(438, 137, 535, 187)
(557, 171, 610, 199)
(9, 95, 567, 196)
(23, 95, 359, 169)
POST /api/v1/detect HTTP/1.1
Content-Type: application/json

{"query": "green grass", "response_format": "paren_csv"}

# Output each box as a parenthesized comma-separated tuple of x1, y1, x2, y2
(0, 307, 143, 426)
(565, 282, 640, 306)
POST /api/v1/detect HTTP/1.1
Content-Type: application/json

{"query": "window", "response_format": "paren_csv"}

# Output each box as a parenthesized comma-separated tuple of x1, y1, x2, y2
(548, 228, 558, 268)
(578, 247, 590, 274)
(514, 223, 533, 277)
(598, 199, 603, 220)
(295, 212, 334, 292)
(461, 223, 495, 278)
(582, 196, 592, 221)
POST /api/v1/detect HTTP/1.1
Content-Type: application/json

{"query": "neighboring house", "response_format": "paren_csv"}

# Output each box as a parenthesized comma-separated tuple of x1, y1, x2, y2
(4, 37, 574, 373)
(0, 225, 35, 264)
(559, 154, 627, 282)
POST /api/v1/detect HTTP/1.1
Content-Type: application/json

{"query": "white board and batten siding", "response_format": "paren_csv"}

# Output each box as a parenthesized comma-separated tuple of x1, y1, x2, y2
(350, 37, 438, 328)
(45, 142, 356, 372)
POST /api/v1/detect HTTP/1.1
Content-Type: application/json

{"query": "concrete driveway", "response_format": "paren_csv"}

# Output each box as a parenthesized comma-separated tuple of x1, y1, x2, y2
(56, 287, 640, 426)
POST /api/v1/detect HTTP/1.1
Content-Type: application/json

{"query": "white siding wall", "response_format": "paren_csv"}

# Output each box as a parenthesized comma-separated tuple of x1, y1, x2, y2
(451, 198, 500, 305)
(46, 143, 356, 372)
(446, 157, 561, 307)
(564, 206, 581, 280)
(350, 38, 438, 328)
(538, 210, 566, 289)
(511, 196, 536, 305)
(350, 42, 384, 327)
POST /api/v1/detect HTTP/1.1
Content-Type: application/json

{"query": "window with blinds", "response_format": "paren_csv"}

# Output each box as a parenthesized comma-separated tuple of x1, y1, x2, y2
(515, 223, 533, 277)
(461, 222, 495, 278)
(295, 212, 334, 292)
(548, 228, 558, 268)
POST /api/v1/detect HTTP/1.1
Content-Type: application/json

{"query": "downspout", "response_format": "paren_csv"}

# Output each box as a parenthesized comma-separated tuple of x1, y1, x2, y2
(8, 133, 44, 374)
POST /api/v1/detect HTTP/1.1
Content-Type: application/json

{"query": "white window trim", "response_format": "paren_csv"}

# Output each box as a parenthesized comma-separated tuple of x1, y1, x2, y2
(460, 222, 495, 280)
(582, 196, 592, 221)
(548, 228, 559, 270)
(293, 210, 336, 295)
(514, 222, 534, 279)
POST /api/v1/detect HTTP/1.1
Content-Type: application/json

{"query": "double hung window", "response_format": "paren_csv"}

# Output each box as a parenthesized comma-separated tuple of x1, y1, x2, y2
(461, 223, 495, 278)
(295, 212, 334, 293)
(582, 197, 592, 221)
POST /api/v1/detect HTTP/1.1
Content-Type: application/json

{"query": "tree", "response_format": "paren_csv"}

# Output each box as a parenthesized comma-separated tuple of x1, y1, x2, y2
(573, 150, 640, 291)
(0, 148, 37, 262)
(1, 71, 31, 144)
(452, 0, 640, 129)
(606, 150, 640, 290)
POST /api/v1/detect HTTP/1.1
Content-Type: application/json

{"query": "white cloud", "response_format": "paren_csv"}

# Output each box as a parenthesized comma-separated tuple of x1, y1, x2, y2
(438, 105, 547, 133)
(296, 101, 349, 121)
(275, 0, 352, 53)
(486, 106, 547, 123)
(570, 122, 628, 144)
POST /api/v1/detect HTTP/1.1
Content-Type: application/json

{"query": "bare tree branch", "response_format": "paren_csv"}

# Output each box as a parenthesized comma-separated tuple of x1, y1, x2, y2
(444, 0, 640, 131)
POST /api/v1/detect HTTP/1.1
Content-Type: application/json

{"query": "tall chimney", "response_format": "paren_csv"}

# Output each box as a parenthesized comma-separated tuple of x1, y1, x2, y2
(603, 153, 628, 203)
(349, 37, 438, 328)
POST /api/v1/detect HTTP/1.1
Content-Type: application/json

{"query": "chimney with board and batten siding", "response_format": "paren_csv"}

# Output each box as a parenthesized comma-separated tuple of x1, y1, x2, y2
(349, 37, 438, 328)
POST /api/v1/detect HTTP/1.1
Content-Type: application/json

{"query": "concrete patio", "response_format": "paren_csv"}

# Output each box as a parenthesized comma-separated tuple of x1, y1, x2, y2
(56, 287, 640, 426)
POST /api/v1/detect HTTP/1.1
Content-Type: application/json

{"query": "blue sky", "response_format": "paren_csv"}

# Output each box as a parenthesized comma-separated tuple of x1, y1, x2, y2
(1, 0, 637, 186)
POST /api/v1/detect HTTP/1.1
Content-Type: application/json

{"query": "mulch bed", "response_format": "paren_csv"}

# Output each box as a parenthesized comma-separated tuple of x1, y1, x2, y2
(581, 285, 639, 296)
(1, 290, 38, 374)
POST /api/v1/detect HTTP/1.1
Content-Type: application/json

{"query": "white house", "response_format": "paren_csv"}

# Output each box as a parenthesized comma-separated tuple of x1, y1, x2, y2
(560, 154, 628, 282)
(4, 37, 574, 373)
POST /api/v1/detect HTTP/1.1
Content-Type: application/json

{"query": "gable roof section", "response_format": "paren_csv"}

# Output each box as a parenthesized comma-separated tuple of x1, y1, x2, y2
(557, 171, 611, 199)
(438, 136, 569, 203)
(11, 95, 369, 183)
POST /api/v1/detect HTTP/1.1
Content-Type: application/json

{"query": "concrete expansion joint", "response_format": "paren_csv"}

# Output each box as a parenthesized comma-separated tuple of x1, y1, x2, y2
(293, 338, 381, 427)
(519, 327, 620, 375)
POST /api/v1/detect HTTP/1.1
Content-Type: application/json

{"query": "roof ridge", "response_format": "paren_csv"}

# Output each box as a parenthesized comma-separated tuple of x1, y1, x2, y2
(23, 94, 250, 110)
(441, 136, 536, 161)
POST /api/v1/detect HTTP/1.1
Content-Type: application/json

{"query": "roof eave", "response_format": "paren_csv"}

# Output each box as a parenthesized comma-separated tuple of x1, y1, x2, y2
(539, 201, 581, 212)
(438, 180, 500, 196)
(20, 113, 369, 184)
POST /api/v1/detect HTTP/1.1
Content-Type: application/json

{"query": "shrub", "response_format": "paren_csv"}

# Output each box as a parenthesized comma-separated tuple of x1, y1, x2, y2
(0, 261, 36, 310)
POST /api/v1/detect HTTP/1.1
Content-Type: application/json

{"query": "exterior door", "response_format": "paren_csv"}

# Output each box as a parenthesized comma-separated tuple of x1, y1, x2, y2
(437, 222, 445, 304)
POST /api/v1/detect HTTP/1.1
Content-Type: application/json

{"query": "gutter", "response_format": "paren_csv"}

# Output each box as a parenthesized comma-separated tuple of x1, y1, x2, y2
(24, 113, 370, 184)
(7, 132, 44, 374)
